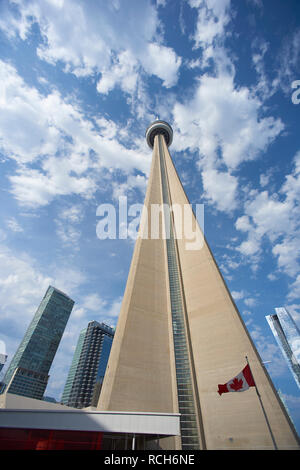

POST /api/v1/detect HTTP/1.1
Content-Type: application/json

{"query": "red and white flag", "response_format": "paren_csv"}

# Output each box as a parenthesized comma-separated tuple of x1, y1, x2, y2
(218, 364, 255, 396)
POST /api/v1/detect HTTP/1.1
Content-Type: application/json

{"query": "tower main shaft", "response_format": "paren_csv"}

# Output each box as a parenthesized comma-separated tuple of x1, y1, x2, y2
(97, 122, 299, 450)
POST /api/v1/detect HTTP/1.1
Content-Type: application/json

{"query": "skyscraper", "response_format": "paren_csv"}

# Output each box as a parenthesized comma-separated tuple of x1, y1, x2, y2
(0, 341, 7, 394)
(61, 326, 87, 406)
(0, 354, 7, 375)
(2, 286, 74, 400)
(97, 121, 299, 450)
(61, 321, 114, 409)
(266, 307, 300, 389)
(0, 352, 7, 394)
(0, 340, 7, 375)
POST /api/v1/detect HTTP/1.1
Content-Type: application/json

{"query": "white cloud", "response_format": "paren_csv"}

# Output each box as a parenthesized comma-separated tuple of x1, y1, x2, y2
(97, 49, 139, 95)
(275, 28, 300, 95)
(250, 27, 300, 100)
(55, 222, 81, 249)
(237, 238, 261, 257)
(272, 237, 300, 278)
(0, 244, 85, 334)
(286, 305, 300, 326)
(232, 290, 258, 308)
(231, 290, 245, 300)
(0, 60, 150, 208)
(0, 61, 61, 164)
(245, 192, 292, 240)
(81, 293, 107, 312)
(201, 167, 238, 212)
(0, 1, 35, 40)
(188, 0, 231, 49)
(55, 204, 84, 249)
(59, 204, 85, 225)
(173, 74, 284, 170)
(0, 0, 181, 93)
(97, 42, 181, 94)
(171, 70, 283, 214)
(242, 310, 252, 316)
(71, 294, 120, 324)
(288, 275, 300, 301)
(98, 297, 122, 326)
(259, 173, 271, 187)
(244, 297, 257, 307)
(170, 0, 284, 217)
(235, 215, 252, 232)
(6, 217, 23, 233)
(280, 151, 300, 204)
(141, 43, 182, 88)
(0, 247, 52, 321)
(112, 174, 147, 201)
(0, 229, 6, 242)
(235, 152, 300, 283)
(10, 163, 95, 208)
(106, 297, 122, 319)
(246, 319, 288, 378)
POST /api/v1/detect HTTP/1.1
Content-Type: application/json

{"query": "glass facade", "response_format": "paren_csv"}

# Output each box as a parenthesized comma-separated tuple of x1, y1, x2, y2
(0, 353, 7, 374)
(2, 286, 74, 400)
(158, 135, 200, 450)
(0, 427, 156, 450)
(61, 327, 87, 405)
(0, 427, 103, 450)
(61, 321, 114, 408)
(266, 307, 300, 389)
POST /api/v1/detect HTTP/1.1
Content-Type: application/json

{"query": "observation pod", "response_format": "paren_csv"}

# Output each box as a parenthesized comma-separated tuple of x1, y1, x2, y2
(146, 120, 173, 149)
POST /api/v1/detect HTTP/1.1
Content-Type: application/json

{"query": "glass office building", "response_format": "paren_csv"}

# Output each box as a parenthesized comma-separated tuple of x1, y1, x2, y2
(2, 286, 74, 400)
(61, 321, 114, 408)
(266, 307, 300, 389)
(61, 327, 87, 406)
(0, 353, 7, 375)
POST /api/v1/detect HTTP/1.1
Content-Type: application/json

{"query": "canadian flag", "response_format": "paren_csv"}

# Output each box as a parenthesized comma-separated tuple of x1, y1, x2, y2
(218, 364, 255, 395)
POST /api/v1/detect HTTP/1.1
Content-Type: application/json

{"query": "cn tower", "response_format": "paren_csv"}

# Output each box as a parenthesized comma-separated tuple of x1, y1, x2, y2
(97, 121, 299, 450)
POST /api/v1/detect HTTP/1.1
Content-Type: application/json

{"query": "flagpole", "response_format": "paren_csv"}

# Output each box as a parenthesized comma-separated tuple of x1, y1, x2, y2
(245, 356, 278, 450)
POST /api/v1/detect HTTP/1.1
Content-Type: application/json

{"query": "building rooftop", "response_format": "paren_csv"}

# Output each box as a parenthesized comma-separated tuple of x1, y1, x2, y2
(0, 392, 180, 440)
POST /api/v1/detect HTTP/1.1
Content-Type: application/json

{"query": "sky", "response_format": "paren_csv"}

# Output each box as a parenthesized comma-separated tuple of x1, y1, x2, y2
(0, 0, 300, 434)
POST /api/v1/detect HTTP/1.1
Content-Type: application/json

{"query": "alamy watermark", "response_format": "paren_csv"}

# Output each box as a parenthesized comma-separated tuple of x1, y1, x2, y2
(96, 196, 205, 251)
(291, 80, 300, 104)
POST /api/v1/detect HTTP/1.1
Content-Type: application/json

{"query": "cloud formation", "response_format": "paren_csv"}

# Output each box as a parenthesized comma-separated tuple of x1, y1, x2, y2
(0, 60, 149, 207)
(0, 0, 181, 93)
(172, 1, 283, 213)
(235, 151, 300, 294)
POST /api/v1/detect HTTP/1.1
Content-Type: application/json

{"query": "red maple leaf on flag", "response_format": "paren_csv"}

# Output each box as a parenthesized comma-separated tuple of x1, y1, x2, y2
(217, 363, 255, 395)
(229, 377, 243, 391)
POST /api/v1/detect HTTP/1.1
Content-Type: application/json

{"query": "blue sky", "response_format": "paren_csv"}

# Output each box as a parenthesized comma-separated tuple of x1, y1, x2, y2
(0, 0, 300, 433)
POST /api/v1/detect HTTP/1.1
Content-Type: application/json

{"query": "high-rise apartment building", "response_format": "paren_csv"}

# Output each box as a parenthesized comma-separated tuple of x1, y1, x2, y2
(2, 286, 74, 400)
(61, 321, 114, 409)
(266, 307, 300, 389)
(97, 121, 299, 450)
